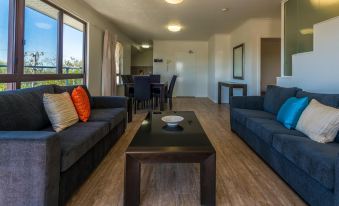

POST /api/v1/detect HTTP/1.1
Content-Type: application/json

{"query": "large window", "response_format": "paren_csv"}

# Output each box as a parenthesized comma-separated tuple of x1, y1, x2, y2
(115, 42, 123, 85)
(0, 0, 9, 75)
(0, 0, 87, 91)
(24, 0, 58, 74)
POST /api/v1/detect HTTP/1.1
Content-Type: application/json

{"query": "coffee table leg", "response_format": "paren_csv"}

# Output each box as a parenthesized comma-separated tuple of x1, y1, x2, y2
(200, 153, 216, 206)
(124, 155, 140, 206)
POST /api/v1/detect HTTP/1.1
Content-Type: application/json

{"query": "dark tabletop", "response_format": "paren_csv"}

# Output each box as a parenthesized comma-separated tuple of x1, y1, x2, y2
(128, 111, 213, 148)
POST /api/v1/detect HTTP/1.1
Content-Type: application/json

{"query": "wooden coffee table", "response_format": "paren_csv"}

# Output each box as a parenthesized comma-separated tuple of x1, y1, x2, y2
(124, 111, 216, 206)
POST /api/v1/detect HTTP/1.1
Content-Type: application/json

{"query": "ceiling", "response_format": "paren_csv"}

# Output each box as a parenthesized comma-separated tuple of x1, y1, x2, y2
(83, 0, 281, 43)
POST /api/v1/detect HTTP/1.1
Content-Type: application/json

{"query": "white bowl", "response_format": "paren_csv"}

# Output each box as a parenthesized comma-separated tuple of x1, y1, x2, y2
(161, 115, 184, 127)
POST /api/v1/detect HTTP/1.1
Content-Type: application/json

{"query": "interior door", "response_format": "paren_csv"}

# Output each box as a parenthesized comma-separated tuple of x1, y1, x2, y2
(174, 52, 197, 97)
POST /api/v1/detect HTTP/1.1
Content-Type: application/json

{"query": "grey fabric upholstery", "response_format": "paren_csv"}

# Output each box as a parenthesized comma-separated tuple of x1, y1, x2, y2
(0, 131, 60, 206)
(246, 118, 306, 145)
(230, 96, 265, 110)
(89, 108, 126, 130)
(58, 122, 110, 171)
(273, 134, 339, 190)
(231, 108, 275, 126)
(0, 85, 54, 130)
(53, 85, 94, 107)
(296, 90, 339, 108)
(264, 85, 300, 114)
(92, 96, 128, 109)
(0, 85, 128, 205)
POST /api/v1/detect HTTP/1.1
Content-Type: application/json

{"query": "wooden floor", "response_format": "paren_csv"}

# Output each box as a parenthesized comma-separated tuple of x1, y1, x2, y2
(66, 98, 306, 206)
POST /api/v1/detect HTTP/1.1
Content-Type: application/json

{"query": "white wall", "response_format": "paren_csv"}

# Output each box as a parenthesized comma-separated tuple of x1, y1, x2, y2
(208, 34, 231, 103)
(277, 16, 339, 94)
(49, 0, 135, 95)
(153, 40, 209, 97)
(208, 18, 281, 103)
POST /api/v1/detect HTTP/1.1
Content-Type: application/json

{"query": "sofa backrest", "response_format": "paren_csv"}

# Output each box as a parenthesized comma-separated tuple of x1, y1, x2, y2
(296, 91, 339, 108)
(264, 85, 301, 115)
(0, 85, 54, 131)
(296, 90, 339, 143)
(53, 85, 94, 107)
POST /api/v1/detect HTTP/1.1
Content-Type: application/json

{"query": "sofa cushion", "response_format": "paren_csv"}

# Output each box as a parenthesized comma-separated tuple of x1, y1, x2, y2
(264, 85, 300, 115)
(273, 134, 339, 190)
(296, 90, 339, 143)
(0, 85, 54, 131)
(54, 85, 94, 108)
(89, 108, 126, 129)
(58, 122, 110, 171)
(231, 108, 275, 126)
(246, 118, 306, 145)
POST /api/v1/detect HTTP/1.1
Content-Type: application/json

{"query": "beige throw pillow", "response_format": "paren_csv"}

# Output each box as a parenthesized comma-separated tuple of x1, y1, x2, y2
(296, 99, 339, 143)
(43, 92, 79, 132)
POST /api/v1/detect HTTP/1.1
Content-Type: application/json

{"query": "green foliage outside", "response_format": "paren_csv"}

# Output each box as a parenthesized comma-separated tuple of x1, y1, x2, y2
(0, 53, 84, 91)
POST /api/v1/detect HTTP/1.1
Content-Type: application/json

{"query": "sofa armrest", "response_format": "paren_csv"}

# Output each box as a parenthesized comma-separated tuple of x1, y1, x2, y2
(0, 131, 60, 206)
(230, 96, 264, 110)
(92, 96, 132, 122)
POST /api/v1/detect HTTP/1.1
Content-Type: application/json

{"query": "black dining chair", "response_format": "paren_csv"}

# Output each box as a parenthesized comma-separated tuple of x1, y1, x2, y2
(150, 74, 161, 83)
(167, 75, 177, 110)
(133, 76, 152, 113)
(122, 75, 134, 98)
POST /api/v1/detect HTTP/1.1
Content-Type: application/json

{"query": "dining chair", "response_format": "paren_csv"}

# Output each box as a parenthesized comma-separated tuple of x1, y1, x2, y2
(122, 75, 134, 98)
(150, 74, 161, 83)
(167, 75, 177, 110)
(133, 76, 152, 113)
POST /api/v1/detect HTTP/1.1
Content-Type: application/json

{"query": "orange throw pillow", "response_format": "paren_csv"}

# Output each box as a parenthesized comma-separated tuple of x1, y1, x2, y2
(71, 86, 91, 122)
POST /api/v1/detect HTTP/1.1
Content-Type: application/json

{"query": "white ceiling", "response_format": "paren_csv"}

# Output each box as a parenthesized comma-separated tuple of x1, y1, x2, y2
(83, 0, 281, 43)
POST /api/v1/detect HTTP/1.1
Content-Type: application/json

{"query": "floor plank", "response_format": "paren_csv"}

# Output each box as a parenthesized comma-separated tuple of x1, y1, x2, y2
(66, 98, 306, 206)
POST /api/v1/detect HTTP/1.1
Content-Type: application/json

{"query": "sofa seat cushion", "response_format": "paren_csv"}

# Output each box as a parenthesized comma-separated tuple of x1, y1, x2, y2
(231, 108, 275, 126)
(246, 118, 306, 145)
(89, 108, 126, 129)
(273, 134, 339, 190)
(59, 122, 110, 171)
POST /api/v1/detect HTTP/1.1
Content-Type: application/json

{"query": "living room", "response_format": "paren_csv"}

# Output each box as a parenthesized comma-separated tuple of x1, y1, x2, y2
(1, 0, 339, 206)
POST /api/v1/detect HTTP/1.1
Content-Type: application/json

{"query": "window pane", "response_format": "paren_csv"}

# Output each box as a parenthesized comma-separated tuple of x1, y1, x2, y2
(21, 79, 83, 88)
(24, 0, 58, 74)
(0, 0, 9, 74)
(63, 14, 84, 74)
(0, 83, 14, 91)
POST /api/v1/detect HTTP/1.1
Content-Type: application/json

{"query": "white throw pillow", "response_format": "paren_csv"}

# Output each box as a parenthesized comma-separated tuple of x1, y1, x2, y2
(296, 99, 339, 143)
(43, 92, 79, 132)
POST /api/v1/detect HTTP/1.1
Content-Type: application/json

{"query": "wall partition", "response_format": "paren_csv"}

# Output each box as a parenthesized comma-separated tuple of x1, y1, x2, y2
(284, 0, 339, 76)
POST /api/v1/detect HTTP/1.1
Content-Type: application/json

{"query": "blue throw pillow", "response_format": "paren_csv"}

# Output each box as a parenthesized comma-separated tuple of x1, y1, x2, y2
(277, 97, 309, 129)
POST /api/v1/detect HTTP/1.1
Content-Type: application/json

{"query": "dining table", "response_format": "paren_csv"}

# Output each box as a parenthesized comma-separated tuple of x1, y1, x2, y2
(124, 82, 168, 111)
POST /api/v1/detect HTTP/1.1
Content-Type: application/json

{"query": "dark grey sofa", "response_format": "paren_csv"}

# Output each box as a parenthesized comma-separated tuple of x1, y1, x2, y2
(230, 85, 339, 206)
(0, 85, 129, 206)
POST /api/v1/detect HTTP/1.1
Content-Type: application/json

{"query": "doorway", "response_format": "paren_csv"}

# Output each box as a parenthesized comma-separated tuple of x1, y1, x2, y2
(260, 38, 281, 95)
(174, 52, 197, 97)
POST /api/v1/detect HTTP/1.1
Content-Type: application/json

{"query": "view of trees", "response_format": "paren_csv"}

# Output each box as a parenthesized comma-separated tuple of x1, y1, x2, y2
(0, 53, 83, 91)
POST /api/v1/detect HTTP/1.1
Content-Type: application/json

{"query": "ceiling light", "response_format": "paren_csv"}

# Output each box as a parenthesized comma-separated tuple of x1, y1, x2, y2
(141, 44, 151, 49)
(165, 0, 183, 4)
(300, 28, 313, 35)
(221, 8, 229, 12)
(311, 0, 339, 7)
(167, 24, 182, 32)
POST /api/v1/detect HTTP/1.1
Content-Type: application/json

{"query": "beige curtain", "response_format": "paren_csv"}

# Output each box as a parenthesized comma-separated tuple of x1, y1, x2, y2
(101, 30, 117, 96)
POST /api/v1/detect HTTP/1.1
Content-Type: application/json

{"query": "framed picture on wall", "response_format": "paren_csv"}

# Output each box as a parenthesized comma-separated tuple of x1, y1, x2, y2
(233, 44, 244, 80)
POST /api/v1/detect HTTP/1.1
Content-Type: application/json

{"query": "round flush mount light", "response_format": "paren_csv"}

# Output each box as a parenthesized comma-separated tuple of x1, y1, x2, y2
(221, 8, 229, 12)
(167, 24, 182, 32)
(165, 0, 183, 4)
(141, 44, 151, 49)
